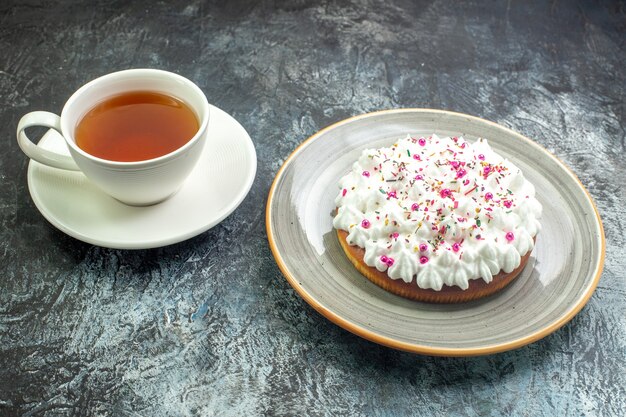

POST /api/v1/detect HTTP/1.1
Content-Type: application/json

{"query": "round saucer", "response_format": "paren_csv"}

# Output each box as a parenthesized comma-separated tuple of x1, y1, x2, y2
(27, 105, 257, 249)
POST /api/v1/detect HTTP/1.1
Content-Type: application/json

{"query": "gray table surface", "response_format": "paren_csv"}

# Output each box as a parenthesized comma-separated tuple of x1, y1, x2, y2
(1, 1, 624, 416)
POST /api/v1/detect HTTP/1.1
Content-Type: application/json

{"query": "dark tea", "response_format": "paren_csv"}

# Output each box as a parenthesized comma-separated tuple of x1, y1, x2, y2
(75, 91, 199, 162)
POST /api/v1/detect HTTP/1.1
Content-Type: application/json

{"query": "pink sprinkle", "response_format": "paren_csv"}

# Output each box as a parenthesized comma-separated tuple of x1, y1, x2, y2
(463, 179, 470, 186)
(450, 161, 460, 169)
(454, 201, 459, 209)
(361, 219, 371, 228)
(411, 203, 420, 211)
(388, 191, 397, 199)
(478, 154, 485, 160)
(503, 200, 512, 208)
(380, 255, 389, 264)
(391, 232, 399, 239)
(342, 189, 347, 197)
(418, 138, 426, 146)
(415, 174, 423, 180)
(456, 168, 467, 178)
(460, 143, 466, 149)
(483, 166, 491, 176)
(440, 188, 452, 198)
(419, 243, 428, 252)
(485, 192, 493, 201)
(385, 257, 395, 266)
(413, 154, 421, 160)
(419, 256, 429, 264)
(452, 242, 460, 252)
(506, 232, 515, 241)
(362, 171, 370, 177)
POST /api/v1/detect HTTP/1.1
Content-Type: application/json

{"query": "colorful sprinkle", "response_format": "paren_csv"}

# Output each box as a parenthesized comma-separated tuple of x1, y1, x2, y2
(464, 185, 478, 195)
(342, 188, 347, 197)
(361, 219, 371, 228)
(385, 257, 395, 266)
(452, 242, 460, 252)
(440, 188, 452, 198)
(456, 169, 467, 178)
(485, 192, 493, 201)
(506, 232, 515, 241)
(388, 191, 397, 199)
(418, 138, 426, 146)
(362, 171, 370, 177)
(419, 256, 429, 264)
(411, 203, 420, 211)
(415, 174, 423, 180)
(380, 255, 389, 264)
(478, 154, 485, 160)
(419, 243, 428, 252)
(503, 200, 512, 208)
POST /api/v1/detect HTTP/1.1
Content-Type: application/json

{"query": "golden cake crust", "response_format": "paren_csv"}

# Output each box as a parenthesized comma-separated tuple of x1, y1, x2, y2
(337, 229, 533, 303)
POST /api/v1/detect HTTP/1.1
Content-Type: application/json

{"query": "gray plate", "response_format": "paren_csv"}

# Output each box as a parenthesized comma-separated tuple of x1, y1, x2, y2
(266, 109, 604, 356)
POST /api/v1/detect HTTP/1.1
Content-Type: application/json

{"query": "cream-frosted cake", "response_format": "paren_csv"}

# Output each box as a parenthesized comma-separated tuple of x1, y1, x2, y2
(333, 134, 542, 303)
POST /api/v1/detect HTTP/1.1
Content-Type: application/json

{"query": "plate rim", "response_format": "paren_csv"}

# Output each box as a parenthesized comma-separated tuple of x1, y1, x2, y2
(27, 105, 257, 250)
(266, 108, 605, 356)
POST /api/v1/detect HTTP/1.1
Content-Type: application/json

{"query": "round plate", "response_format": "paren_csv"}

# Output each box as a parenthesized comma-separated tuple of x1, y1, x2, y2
(28, 105, 257, 249)
(266, 109, 604, 356)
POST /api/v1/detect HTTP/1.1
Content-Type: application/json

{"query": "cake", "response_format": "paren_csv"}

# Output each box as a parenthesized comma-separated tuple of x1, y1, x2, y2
(333, 134, 542, 303)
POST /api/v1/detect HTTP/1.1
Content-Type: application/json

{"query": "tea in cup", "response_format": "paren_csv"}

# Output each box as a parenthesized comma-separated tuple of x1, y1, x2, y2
(17, 69, 210, 206)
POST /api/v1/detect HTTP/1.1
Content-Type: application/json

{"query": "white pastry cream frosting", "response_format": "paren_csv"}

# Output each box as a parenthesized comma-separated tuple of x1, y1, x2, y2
(333, 134, 542, 291)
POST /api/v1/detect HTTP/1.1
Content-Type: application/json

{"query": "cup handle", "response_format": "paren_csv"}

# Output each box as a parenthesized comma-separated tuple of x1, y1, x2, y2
(17, 111, 80, 171)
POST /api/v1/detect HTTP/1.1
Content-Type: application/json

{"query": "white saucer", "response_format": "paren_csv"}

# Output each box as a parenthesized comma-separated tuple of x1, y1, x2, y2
(27, 105, 257, 249)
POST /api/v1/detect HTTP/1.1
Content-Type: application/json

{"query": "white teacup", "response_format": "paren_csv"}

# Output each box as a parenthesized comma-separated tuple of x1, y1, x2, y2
(17, 69, 210, 206)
